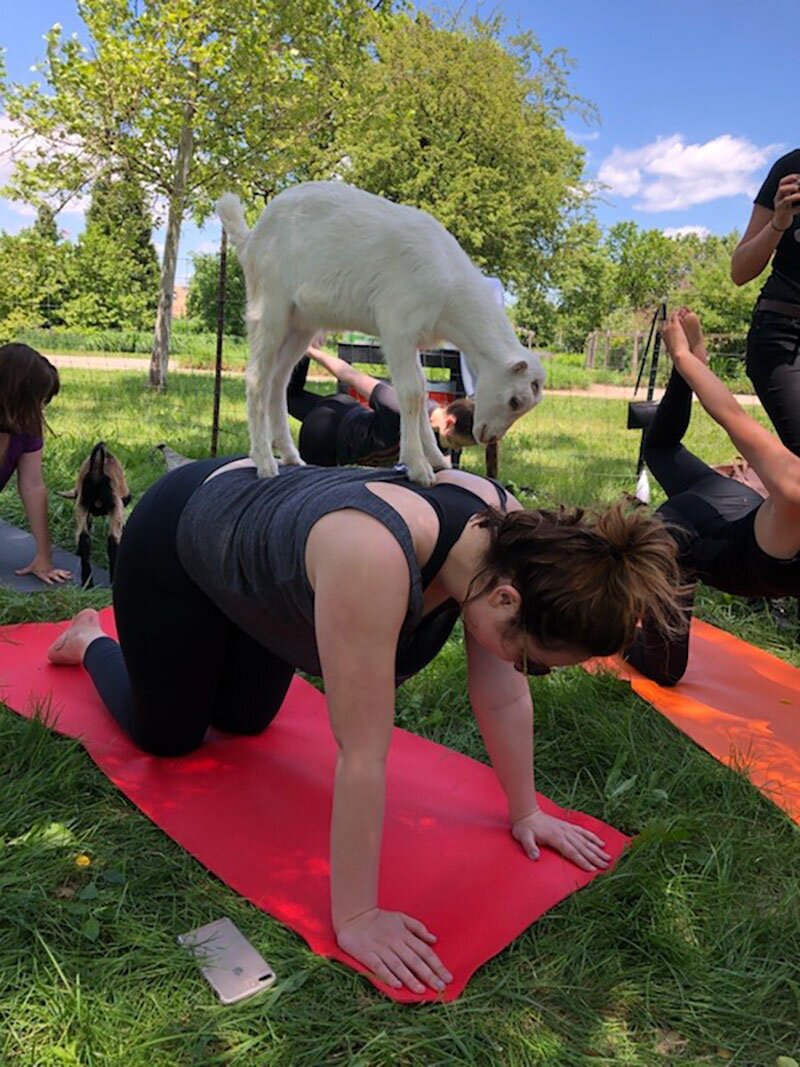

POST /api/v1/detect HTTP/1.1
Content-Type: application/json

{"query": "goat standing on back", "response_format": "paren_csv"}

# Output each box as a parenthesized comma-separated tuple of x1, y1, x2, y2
(59, 442, 130, 587)
(217, 181, 546, 486)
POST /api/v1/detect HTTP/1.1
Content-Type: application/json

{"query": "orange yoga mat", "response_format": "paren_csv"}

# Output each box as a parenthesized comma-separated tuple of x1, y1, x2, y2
(597, 619, 800, 823)
(0, 609, 628, 1003)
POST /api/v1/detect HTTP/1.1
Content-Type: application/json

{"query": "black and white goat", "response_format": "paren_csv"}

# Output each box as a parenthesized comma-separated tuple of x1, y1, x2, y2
(59, 442, 131, 587)
(217, 182, 546, 486)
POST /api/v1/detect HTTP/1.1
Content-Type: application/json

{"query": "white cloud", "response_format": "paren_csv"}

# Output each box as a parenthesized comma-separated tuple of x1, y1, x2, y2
(598, 134, 782, 212)
(663, 225, 711, 239)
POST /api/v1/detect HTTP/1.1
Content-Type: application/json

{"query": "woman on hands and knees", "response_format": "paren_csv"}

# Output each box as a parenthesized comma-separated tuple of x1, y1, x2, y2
(0, 343, 71, 585)
(48, 455, 683, 993)
(626, 308, 800, 686)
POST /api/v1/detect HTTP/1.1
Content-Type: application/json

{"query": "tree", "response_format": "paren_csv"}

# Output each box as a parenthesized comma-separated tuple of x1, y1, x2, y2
(33, 204, 59, 243)
(187, 251, 246, 336)
(336, 13, 592, 302)
(1, 0, 391, 388)
(0, 226, 71, 340)
(605, 221, 689, 312)
(62, 174, 160, 329)
(680, 232, 761, 338)
(545, 220, 617, 349)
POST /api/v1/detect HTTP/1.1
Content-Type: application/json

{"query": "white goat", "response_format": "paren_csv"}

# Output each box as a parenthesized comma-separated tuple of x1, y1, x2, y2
(216, 181, 546, 485)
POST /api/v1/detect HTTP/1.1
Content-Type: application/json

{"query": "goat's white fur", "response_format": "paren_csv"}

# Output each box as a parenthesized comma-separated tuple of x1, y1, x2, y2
(217, 182, 546, 485)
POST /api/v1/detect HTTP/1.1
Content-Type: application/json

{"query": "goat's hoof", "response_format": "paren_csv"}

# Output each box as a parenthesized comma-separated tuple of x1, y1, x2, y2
(405, 462, 437, 488)
(256, 464, 280, 479)
(251, 449, 279, 478)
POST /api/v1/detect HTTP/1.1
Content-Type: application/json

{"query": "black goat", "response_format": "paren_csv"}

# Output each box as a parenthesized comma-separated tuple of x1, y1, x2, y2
(59, 443, 131, 586)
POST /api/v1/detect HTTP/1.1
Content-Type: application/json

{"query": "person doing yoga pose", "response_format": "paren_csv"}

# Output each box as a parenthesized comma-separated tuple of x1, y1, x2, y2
(0, 343, 71, 585)
(287, 346, 477, 467)
(625, 309, 800, 686)
(732, 148, 800, 455)
(49, 459, 682, 993)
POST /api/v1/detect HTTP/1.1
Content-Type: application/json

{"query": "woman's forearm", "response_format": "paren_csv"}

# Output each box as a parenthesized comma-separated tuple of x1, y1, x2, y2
(19, 483, 53, 561)
(672, 352, 795, 495)
(308, 346, 380, 400)
(330, 754, 387, 931)
(731, 217, 786, 285)
(471, 690, 537, 823)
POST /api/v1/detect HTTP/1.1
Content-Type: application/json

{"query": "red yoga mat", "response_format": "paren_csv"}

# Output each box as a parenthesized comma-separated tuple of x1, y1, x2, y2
(0, 609, 628, 1002)
(593, 619, 800, 824)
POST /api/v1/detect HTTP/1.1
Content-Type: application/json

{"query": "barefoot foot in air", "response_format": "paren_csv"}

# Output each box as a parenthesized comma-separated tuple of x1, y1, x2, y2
(48, 609, 105, 665)
(677, 307, 708, 364)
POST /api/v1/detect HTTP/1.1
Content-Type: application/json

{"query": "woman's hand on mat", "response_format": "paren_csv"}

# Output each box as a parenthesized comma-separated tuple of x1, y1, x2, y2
(512, 811, 611, 872)
(336, 907, 453, 994)
(15, 555, 71, 585)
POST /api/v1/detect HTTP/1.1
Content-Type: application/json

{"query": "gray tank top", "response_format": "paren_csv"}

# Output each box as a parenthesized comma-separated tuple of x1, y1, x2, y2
(175, 465, 495, 682)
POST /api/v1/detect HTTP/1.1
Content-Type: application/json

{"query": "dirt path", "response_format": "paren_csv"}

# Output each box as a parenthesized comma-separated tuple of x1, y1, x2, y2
(44, 353, 763, 405)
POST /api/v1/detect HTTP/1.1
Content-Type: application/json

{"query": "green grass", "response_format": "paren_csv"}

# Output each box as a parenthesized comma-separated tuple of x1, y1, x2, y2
(1, 371, 798, 1065)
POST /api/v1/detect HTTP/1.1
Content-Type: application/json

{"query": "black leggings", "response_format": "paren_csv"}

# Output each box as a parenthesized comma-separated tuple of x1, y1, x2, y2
(286, 356, 351, 466)
(643, 367, 765, 532)
(84, 458, 294, 757)
(746, 309, 800, 456)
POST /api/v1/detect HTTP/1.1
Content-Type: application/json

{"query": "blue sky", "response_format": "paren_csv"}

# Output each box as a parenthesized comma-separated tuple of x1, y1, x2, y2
(1, 0, 795, 284)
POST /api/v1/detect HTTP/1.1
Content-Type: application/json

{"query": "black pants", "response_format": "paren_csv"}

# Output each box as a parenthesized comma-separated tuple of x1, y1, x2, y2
(624, 367, 764, 685)
(286, 356, 354, 466)
(643, 367, 765, 532)
(746, 308, 800, 456)
(84, 458, 295, 757)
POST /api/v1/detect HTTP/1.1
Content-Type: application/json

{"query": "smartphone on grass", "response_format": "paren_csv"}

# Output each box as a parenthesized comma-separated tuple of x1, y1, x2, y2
(178, 917, 277, 1005)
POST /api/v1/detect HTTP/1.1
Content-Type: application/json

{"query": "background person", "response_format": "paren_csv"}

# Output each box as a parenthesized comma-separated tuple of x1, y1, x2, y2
(0, 342, 71, 585)
(287, 345, 477, 467)
(731, 148, 800, 455)
(625, 309, 800, 685)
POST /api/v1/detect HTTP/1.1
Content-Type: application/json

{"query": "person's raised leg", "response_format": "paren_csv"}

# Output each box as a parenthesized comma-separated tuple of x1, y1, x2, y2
(645, 310, 721, 497)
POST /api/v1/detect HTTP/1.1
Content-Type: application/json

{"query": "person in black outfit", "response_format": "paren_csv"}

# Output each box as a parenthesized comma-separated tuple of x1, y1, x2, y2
(287, 346, 477, 467)
(626, 308, 800, 686)
(732, 149, 800, 455)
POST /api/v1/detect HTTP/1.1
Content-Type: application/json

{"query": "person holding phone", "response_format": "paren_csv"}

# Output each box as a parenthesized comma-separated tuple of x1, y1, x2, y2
(732, 149, 800, 454)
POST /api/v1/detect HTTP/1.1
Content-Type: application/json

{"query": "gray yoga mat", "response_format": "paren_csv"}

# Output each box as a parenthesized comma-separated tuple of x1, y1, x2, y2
(0, 519, 110, 592)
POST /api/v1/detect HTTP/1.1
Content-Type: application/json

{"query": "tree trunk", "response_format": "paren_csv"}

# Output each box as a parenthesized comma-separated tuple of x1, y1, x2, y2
(149, 107, 195, 391)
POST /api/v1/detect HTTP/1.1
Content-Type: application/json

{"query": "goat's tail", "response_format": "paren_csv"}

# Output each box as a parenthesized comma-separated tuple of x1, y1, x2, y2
(89, 441, 107, 479)
(216, 193, 251, 250)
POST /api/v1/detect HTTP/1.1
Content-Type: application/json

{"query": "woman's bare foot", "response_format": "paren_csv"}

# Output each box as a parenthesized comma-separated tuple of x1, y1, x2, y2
(48, 609, 105, 665)
(677, 308, 708, 364)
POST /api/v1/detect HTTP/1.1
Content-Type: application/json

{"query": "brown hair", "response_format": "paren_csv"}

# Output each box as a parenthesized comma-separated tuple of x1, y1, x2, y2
(468, 501, 688, 656)
(443, 397, 476, 445)
(0, 343, 60, 436)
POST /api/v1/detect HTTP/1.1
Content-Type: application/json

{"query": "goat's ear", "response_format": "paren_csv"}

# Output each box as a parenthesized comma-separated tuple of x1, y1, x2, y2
(509, 360, 528, 375)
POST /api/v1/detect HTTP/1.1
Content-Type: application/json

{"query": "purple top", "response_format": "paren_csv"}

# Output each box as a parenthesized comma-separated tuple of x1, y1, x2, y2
(0, 431, 43, 492)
